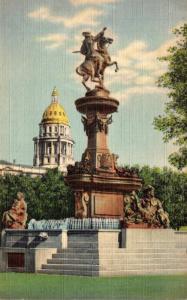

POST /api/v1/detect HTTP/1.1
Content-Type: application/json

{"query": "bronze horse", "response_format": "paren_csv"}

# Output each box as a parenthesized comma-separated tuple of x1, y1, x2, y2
(76, 36, 119, 91)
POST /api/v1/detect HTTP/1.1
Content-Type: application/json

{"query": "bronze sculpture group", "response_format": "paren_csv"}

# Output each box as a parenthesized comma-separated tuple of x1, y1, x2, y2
(74, 27, 118, 91)
(2, 192, 27, 229)
(124, 186, 170, 228)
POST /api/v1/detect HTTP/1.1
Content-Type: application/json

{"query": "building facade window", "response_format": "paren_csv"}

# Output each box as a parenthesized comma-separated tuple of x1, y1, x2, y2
(61, 142, 66, 155)
(60, 126, 64, 135)
(47, 142, 51, 155)
(54, 142, 58, 154)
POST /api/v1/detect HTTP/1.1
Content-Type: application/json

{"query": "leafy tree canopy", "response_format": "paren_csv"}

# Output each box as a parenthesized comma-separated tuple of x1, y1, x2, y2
(0, 169, 74, 228)
(0, 167, 186, 229)
(154, 24, 187, 169)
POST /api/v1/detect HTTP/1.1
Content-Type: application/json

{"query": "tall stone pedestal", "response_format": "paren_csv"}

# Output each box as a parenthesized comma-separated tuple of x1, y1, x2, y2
(66, 88, 142, 218)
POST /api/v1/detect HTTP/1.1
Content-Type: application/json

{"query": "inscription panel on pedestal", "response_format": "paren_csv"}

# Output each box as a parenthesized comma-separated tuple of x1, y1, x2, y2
(93, 193, 123, 217)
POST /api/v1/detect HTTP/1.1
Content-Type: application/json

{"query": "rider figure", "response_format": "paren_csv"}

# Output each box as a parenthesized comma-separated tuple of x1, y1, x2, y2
(80, 27, 107, 77)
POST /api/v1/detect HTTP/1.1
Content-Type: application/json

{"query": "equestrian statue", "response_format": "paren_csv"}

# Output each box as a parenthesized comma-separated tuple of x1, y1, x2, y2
(73, 27, 119, 91)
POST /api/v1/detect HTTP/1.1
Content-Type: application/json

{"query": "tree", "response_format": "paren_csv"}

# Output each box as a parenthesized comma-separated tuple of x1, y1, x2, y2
(0, 169, 74, 228)
(36, 169, 74, 219)
(153, 24, 187, 169)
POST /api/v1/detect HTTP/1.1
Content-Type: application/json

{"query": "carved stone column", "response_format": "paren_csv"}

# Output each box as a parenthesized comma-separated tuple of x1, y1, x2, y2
(66, 88, 142, 218)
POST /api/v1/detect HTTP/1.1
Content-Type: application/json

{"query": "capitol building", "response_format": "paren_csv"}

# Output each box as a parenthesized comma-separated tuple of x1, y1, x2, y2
(33, 87, 74, 172)
(0, 88, 74, 177)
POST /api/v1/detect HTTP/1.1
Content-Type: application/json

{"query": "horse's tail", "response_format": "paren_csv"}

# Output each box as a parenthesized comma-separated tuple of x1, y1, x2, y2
(76, 66, 83, 76)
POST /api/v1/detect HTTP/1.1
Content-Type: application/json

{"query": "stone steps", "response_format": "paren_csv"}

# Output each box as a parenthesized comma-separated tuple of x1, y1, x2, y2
(100, 262, 187, 271)
(99, 269, 187, 276)
(53, 253, 99, 259)
(54, 251, 182, 258)
(38, 268, 187, 276)
(68, 241, 176, 247)
(38, 230, 187, 276)
(38, 269, 99, 276)
(40, 253, 187, 276)
(100, 247, 187, 253)
(42, 259, 187, 269)
(67, 243, 99, 249)
(47, 258, 99, 265)
(56, 247, 186, 254)
(57, 248, 99, 254)
(41, 263, 99, 271)
(48, 257, 187, 265)
(99, 252, 187, 258)
(39, 265, 187, 276)
(41, 261, 187, 272)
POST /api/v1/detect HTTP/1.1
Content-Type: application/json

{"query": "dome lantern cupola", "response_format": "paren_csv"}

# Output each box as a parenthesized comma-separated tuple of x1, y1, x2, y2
(51, 86, 59, 103)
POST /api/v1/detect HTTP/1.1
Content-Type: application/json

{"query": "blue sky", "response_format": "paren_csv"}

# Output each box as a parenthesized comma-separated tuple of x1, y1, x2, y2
(0, 0, 186, 167)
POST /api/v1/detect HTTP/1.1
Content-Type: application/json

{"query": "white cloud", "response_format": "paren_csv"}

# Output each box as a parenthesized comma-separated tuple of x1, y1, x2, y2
(105, 67, 138, 86)
(104, 37, 175, 100)
(65, 8, 103, 27)
(111, 86, 166, 103)
(115, 40, 147, 66)
(70, 0, 116, 5)
(37, 33, 67, 49)
(113, 39, 175, 73)
(29, 7, 48, 20)
(134, 76, 155, 85)
(28, 6, 103, 27)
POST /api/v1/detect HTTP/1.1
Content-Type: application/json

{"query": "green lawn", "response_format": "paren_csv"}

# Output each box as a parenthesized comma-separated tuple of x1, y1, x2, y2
(0, 273, 187, 300)
(180, 226, 187, 231)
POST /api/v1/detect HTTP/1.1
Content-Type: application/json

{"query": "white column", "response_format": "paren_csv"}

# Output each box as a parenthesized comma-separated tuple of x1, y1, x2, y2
(36, 140, 40, 166)
(44, 142, 47, 155)
(51, 142, 54, 155)
(58, 139, 61, 155)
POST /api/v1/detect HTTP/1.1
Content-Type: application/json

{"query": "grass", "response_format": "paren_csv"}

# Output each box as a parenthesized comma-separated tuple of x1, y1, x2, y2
(179, 226, 187, 231)
(0, 273, 187, 300)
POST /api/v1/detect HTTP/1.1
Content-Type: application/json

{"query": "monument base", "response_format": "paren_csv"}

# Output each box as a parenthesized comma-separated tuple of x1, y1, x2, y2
(1, 227, 187, 276)
(65, 173, 142, 218)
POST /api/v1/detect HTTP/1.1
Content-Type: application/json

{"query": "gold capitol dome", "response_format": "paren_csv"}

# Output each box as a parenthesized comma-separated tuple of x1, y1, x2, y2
(41, 87, 69, 125)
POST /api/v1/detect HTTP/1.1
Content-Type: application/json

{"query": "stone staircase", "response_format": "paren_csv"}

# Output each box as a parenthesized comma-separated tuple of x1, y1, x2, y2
(38, 230, 187, 276)
(99, 247, 187, 276)
(39, 231, 100, 276)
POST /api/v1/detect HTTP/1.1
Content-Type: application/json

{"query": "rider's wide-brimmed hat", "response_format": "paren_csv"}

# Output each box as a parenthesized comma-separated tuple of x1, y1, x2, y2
(82, 31, 91, 37)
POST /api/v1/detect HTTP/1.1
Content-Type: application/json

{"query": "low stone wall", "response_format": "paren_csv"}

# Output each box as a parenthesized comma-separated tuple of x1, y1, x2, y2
(67, 229, 121, 249)
(0, 229, 67, 273)
(121, 229, 187, 249)
(1, 229, 63, 249)
(0, 247, 57, 273)
(174, 231, 187, 248)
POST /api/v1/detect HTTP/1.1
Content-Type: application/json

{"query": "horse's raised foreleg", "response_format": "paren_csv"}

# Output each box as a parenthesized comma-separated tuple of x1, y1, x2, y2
(114, 61, 119, 72)
(106, 61, 119, 72)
